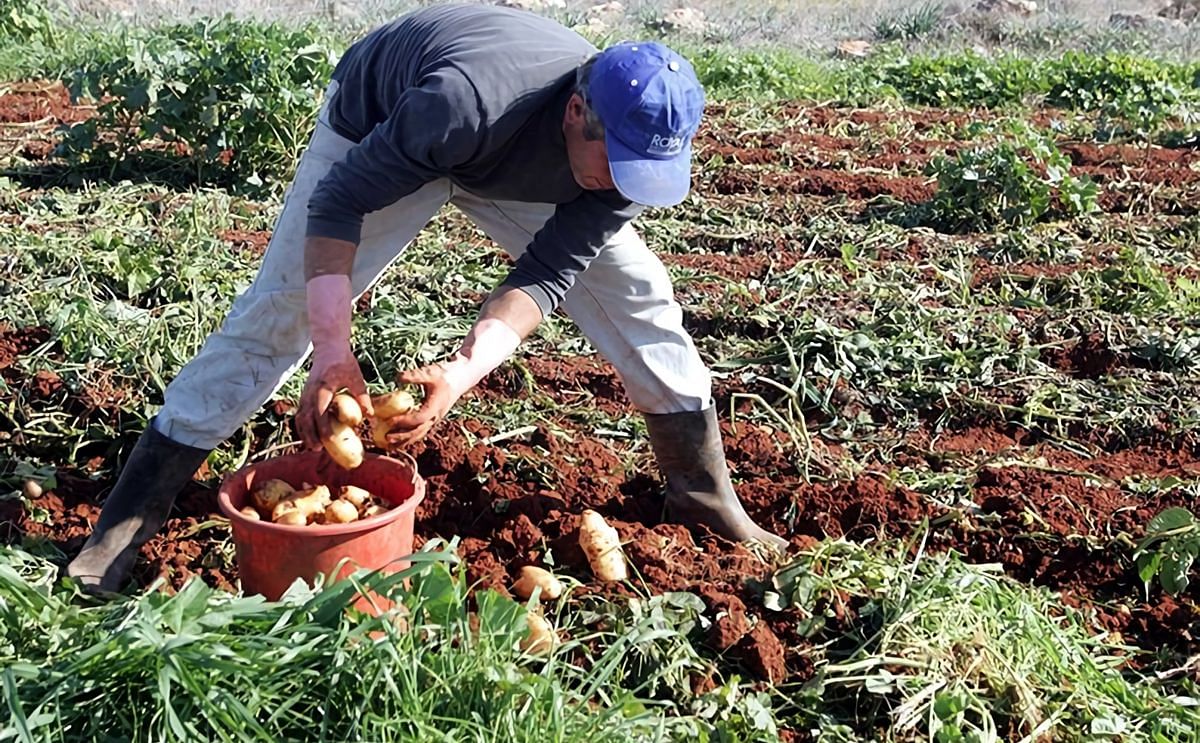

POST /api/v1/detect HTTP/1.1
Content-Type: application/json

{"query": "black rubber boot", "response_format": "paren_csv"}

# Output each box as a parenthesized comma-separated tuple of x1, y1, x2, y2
(66, 421, 211, 593)
(644, 405, 788, 550)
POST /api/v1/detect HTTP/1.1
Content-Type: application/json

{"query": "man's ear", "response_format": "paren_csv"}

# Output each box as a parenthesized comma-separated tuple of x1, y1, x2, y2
(565, 93, 585, 124)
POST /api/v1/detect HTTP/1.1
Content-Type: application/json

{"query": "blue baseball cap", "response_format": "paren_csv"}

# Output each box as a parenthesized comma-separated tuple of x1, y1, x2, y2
(587, 41, 705, 207)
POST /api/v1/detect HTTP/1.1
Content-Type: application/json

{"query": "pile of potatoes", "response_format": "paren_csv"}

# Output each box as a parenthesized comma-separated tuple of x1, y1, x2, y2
(239, 479, 390, 527)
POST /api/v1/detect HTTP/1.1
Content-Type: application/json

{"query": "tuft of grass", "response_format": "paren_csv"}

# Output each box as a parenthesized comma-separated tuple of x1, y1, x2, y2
(873, 1, 945, 43)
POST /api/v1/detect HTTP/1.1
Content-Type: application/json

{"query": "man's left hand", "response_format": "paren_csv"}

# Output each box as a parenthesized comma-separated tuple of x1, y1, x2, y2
(377, 363, 462, 447)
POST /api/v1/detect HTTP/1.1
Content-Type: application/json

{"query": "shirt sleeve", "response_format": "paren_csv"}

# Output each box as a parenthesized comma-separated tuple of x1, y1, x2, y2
(306, 69, 483, 245)
(501, 190, 645, 317)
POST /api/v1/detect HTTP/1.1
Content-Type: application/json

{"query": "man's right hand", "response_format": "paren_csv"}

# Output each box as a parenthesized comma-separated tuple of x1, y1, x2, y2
(296, 345, 373, 450)
(299, 268, 372, 450)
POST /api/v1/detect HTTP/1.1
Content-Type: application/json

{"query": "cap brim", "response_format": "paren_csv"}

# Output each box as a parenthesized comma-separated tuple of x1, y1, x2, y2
(605, 130, 692, 208)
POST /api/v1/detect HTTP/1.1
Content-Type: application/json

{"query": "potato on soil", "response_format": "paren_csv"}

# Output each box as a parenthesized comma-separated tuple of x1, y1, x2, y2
(330, 393, 364, 427)
(519, 611, 557, 655)
(22, 479, 42, 500)
(578, 509, 627, 582)
(324, 499, 359, 524)
(272, 484, 332, 523)
(512, 566, 563, 601)
(322, 418, 364, 469)
(251, 478, 294, 512)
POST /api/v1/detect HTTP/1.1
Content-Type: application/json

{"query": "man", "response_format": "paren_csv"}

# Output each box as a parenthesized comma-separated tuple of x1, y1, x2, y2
(67, 3, 787, 593)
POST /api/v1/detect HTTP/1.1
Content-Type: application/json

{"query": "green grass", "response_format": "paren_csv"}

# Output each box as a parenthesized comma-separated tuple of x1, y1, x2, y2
(4, 536, 1197, 742)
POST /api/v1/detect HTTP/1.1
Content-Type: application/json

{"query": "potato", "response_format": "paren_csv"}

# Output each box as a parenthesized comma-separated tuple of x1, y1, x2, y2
(274, 510, 309, 527)
(338, 485, 372, 510)
(371, 418, 392, 451)
(324, 499, 359, 524)
(238, 506, 261, 521)
(512, 566, 563, 601)
(252, 478, 294, 512)
(372, 389, 417, 419)
(322, 419, 364, 470)
(22, 479, 42, 500)
(330, 393, 364, 427)
(272, 484, 332, 523)
(519, 611, 557, 655)
(578, 510, 627, 582)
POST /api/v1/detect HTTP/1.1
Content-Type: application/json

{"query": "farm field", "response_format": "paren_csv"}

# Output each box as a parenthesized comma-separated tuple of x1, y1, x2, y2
(3, 2, 1200, 741)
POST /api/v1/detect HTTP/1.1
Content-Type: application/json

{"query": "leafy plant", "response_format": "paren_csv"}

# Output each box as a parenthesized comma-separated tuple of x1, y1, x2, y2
(923, 134, 1098, 232)
(689, 48, 831, 100)
(0, 543, 727, 741)
(1134, 507, 1200, 597)
(60, 16, 338, 193)
(872, 52, 1047, 108)
(764, 540, 1200, 741)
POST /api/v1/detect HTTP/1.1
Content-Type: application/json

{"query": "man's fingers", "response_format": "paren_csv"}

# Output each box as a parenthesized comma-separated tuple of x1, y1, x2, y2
(386, 391, 446, 430)
(312, 382, 333, 441)
(343, 374, 374, 418)
(386, 420, 434, 448)
(296, 385, 319, 449)
(299, 416, 312, 449)
(354, 391, 375, 419)
(315, 384, 335, 418)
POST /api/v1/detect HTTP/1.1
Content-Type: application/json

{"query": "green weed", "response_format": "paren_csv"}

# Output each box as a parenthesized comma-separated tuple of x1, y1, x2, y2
(0, 542, 775, 742)
(1134, 507, 1200, 597)
(873, 2, 945, 43)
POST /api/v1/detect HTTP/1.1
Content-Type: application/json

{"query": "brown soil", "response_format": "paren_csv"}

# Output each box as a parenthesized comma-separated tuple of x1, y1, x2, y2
(692, 107, 1199, 217)
(0, 325, 51, 376)
(0, 82, 92, 125)
(218, 228, 271, 256)
(476, 356, 629, 417)
(0, 83, 93, 166)
(710, 168, 935, 203)
(1038, 330, 1128, 379)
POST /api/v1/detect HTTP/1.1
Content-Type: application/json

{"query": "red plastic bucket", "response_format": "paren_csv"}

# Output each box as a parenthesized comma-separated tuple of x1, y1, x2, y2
(217, 449, 425, 605)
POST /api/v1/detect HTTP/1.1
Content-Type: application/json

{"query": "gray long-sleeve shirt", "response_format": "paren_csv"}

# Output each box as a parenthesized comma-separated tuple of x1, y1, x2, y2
(306, 3, 645, 316)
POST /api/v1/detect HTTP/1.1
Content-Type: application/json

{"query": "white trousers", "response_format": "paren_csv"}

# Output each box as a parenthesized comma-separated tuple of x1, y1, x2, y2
(155, 87, 711, 449)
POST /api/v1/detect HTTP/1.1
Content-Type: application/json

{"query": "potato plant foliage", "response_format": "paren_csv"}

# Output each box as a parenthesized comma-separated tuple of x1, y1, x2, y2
(59, 17, 337, 193)
(924, 133, 1098, 232)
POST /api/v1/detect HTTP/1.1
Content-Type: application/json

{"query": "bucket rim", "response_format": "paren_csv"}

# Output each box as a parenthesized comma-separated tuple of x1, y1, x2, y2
(216, 449, 425, 537)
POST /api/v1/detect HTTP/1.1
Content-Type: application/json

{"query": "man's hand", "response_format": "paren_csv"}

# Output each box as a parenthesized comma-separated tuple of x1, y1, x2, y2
(298, 257, 373, 450)
(379, 363, 460, 447)
(296, 347, 373, 449)
(380, 286, 540, 446)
